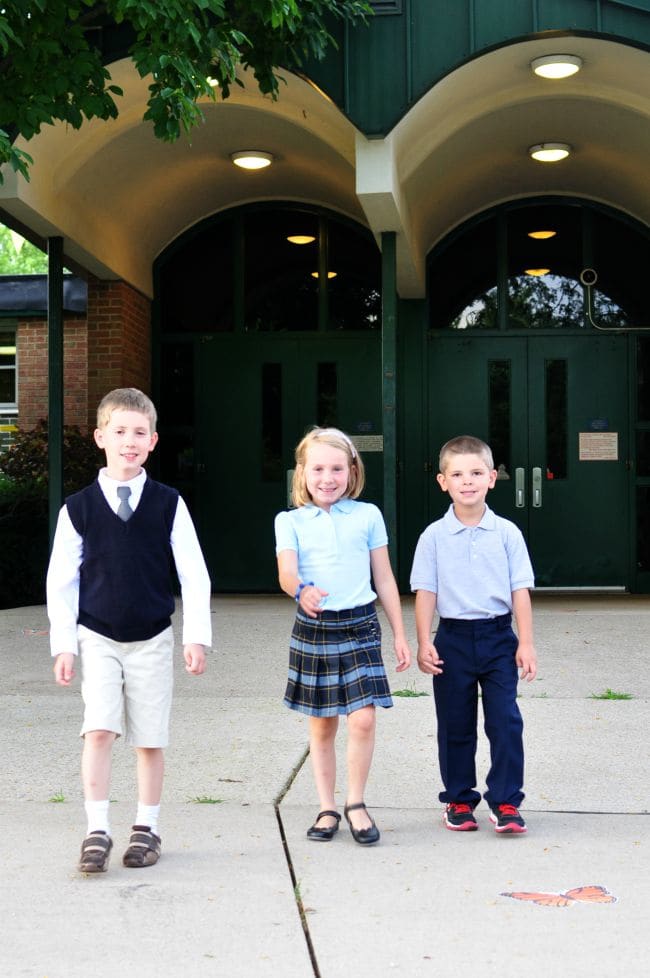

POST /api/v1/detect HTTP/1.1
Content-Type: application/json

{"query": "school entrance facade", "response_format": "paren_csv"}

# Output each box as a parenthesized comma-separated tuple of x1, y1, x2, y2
(2, 3, 650, 595)
(155, 199, 650, 593)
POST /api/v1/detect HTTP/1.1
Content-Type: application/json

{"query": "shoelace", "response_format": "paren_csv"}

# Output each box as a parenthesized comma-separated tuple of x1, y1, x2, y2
(450, 803, 473, 814)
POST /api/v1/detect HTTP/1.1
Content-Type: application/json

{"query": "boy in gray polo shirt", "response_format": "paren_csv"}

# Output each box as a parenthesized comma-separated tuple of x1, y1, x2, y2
(410, 435, 537, 833)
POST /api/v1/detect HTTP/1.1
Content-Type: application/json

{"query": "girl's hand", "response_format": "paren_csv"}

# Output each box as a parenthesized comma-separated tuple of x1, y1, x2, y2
(417, 642, 444, 676)
(394, 636, 412, 672)
(299, 585, 329, 618)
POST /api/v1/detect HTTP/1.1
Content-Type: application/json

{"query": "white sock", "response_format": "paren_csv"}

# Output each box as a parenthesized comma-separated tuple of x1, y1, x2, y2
(135, 803, 160, 834)
(85, 799, 110, 835)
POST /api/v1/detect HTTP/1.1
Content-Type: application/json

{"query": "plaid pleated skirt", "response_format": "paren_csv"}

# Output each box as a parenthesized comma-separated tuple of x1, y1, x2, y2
(284, 603, 393, 717)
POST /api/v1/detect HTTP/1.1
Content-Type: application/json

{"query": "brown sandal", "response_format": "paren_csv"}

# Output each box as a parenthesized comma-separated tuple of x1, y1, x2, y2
(122, 825, 161, 868)
(79, 831, 113, 873)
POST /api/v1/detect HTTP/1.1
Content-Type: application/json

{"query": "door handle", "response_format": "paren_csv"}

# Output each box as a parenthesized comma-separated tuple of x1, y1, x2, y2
(515, 468, 525, 508)
(532, 467, 542, 508)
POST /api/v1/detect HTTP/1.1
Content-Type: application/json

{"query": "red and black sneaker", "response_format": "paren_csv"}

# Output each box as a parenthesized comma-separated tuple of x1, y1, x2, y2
(443, 802, 478, 831)
(489, 803, 527, 834)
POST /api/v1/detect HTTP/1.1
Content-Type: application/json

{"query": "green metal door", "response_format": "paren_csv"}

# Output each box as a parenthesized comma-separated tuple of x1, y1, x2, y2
(197, 333, 382, 590)
(427, 333, 630, 587)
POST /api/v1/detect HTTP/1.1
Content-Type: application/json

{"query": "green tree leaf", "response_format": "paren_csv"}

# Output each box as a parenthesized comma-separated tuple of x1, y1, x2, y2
(0, 0, 371, 183)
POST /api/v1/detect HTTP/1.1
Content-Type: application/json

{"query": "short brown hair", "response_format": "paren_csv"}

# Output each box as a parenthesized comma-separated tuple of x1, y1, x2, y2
(96, 388, 157, 432)
(439, 435, 494, 473)
(291, 427, 365, 507)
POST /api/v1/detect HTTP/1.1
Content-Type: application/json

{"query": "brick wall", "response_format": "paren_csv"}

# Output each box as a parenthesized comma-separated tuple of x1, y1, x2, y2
(17, 317, 88, 431)
(86, 278, 152, 430)
(13, 277, 152, 436)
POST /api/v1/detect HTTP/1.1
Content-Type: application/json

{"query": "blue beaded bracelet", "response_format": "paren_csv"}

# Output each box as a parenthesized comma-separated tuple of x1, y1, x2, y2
(295, 581, 314, 602)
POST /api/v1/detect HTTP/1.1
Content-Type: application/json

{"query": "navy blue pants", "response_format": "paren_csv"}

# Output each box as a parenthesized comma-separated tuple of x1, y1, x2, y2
(432, 615, 524, 808)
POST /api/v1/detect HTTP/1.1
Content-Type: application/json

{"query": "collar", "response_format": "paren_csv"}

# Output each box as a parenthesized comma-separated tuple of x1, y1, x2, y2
(98, 468, 147, 492)
(299, 498, 356, 519)
(443, 503, 496, 534)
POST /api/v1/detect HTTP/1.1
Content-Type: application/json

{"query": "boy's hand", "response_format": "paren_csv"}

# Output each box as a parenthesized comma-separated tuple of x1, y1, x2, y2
(53, 653, 76, 686)
(394, 636, 412, 673)
(516, 642, 537, 682)
(417, 642, 444, 676)
(184, 643, 206, 675)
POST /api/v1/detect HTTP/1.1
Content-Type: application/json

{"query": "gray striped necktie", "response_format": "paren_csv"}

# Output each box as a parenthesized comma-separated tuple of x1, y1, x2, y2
(116, 486, 133, 522)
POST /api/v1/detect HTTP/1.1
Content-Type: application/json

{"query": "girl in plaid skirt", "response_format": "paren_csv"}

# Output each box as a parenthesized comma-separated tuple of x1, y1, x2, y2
(275, 427, 411, 845)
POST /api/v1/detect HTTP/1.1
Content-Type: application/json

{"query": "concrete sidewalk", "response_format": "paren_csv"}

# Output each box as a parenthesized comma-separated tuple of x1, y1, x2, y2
(1, 594, 649, 977)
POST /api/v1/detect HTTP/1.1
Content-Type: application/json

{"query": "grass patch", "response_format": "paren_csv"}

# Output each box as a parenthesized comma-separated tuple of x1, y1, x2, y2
(49, 790, 66, 803)
(590, 688, 633, 700)
(393, 683, 429, 698)
(188, 795, 224, 804)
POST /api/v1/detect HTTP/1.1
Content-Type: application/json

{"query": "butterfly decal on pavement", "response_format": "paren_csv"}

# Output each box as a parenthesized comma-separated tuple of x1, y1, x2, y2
(501, 884, 617, 907)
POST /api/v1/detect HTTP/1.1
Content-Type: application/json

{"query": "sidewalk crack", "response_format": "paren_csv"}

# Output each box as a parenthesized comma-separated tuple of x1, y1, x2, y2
(274, 746, 321, 978)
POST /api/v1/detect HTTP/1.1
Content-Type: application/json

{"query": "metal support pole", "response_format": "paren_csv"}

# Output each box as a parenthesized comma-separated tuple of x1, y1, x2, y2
(381, 231, 397, 568)
(48, 236, 64, 549)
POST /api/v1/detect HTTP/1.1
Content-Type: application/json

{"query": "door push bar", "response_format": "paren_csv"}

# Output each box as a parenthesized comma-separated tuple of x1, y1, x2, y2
(515, 468, 525, 508)
(532, 467, 542, 508)
(515, 467, 543, 508)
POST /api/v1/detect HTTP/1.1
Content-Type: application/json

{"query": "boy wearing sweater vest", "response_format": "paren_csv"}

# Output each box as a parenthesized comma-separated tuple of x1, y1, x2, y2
(47, 388, 212, 873)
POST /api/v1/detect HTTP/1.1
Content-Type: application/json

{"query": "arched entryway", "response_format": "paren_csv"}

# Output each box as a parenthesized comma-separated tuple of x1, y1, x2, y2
(421, 198, 650, 590)
(154, 204, 383, 591)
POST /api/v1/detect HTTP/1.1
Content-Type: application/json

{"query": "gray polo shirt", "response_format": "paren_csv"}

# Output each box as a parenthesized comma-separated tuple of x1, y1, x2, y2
(410, 504, 534, 619)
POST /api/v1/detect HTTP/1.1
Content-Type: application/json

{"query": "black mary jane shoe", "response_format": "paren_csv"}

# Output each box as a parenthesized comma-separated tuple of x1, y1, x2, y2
(344, 802, 380, 846)
(306, 810, 341, 841)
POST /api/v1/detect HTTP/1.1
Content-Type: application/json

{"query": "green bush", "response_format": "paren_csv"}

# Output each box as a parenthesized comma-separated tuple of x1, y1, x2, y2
(0, 419, 101, 494)
(0, 421, 101, 608)
(0, 480, 48, 608)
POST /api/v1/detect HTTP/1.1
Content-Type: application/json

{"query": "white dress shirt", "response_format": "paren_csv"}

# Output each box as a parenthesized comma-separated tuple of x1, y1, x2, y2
(47, 468, 212, 655)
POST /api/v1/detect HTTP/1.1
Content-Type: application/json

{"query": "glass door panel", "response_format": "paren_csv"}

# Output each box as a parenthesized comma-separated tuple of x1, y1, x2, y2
(197, 334, 381, 590)
(427, 334, 629, 587)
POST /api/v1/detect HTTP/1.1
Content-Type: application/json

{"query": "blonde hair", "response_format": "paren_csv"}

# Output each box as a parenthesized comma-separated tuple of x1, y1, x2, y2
(439, 435, 494, 473)
(96, 388, 158, 432)
(291, 427, 364, 507)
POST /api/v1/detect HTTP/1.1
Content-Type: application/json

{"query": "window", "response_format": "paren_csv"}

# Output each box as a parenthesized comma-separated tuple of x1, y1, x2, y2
(157, 207, 381, 334)
(0, 328, 16, 408)
(429, 202, 650, 331)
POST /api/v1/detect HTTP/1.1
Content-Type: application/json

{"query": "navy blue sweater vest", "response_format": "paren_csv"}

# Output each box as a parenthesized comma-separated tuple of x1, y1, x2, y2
(66, 478, 179, 642)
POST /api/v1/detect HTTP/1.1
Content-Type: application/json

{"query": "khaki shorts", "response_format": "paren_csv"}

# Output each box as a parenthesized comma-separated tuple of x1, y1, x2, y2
(78, 624, 174, 747)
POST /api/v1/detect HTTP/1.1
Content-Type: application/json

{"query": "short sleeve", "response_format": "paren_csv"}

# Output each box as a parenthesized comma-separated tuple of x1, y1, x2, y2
(367, 503, 389, 551)
(275, 510, 298, 555)
(504, 522, 535, 590)
(410, 525, 438, 593)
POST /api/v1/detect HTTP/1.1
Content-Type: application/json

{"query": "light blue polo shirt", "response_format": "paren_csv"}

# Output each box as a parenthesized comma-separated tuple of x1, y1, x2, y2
(410, 504, 534, 619)
(275, 499, 388, 611)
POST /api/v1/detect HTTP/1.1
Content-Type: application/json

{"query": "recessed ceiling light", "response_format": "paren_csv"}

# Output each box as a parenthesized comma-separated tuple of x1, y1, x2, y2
(529, 143, 571, 162)
(528, 230, 557, 240)
(287, 235, 316, 245)
(531, 55, 583, 79)
(525, 268, 551, 276)
(231, 151, 274, 170)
